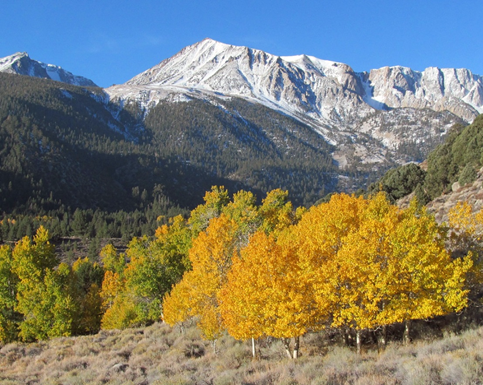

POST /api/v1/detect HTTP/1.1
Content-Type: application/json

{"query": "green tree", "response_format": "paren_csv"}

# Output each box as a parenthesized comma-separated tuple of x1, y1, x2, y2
(188, 186, 230, 235)
(11, 227, 76, 341)
(0, 245, 20, 342)
(458, 163, 477, 186)
(71, 257, 104, 334)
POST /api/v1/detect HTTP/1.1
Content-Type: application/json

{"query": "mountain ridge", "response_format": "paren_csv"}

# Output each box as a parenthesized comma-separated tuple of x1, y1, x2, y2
(113, 38, 483, 124)
(0, 51, 98, 87)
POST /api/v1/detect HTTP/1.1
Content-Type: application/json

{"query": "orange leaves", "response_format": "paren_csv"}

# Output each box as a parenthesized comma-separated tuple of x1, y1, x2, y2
(309, 194, 470, 331)
(219, 192, 471, 341)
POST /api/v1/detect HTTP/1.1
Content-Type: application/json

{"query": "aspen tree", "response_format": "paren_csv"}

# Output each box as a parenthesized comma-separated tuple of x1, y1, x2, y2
(219, 229, 324, 359)
(12, 227, 77, 341)
(386, 201, 471, 344)
(448, 201, 483, 288)
(294, 194, 471, 351)
(0, 245, 19, 342)
(188, 186, 230, 236)
(163, 214, 240, 340)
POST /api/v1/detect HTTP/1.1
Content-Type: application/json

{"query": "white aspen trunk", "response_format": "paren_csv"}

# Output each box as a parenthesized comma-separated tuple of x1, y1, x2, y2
(379, 325, 387, 350)
(343, 327, 351, 346)
(379, 302, 387, 350)
(403, 319, 410, 346)
(251, 338, 256, 358)
(356, 329, 361, 355)
(283, 338, 293, 359)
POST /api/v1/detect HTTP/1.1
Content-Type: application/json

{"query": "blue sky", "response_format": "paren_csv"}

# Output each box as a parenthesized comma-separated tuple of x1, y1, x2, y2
(1, 0, 481, 88)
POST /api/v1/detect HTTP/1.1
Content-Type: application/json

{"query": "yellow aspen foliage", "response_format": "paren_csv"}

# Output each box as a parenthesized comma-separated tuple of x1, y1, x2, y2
(12, 226, 57, 282)
(258, 189, 303, 237)
(448, 201, 483, 286)
(218, 232, 279, 341)
(384, 201, 472, 323)
(449, 201, 480, 236)
(100, 215, 193, 330)
(221, 190, 259, 244)
(326, 193, 400, 330)
(99, 270, 138, 329)
(293, 193, 471, 338)
(10, 227, 77, 341)
(220, 230, 320, 342)
(197, 303, 224, 341)
(189, 214, 240, 277)
(154, 214, 192, 271)
(101, 294, 138, 330)
(222, 190, 258, 224)
(162, 274, 193, 326)
(123, 220, 191, 325)
(16, 263, 77, 341)
(293, 193, 368, 317)
(100, 270, 124, 310)
(163, 214, 240, 339)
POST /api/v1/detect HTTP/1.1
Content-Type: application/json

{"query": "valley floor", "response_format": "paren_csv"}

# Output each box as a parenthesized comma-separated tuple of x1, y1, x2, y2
(1, 321, 482, 385)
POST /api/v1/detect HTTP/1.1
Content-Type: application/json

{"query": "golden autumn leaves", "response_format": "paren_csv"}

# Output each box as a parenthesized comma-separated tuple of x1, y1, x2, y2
(164, 191, 473, 357)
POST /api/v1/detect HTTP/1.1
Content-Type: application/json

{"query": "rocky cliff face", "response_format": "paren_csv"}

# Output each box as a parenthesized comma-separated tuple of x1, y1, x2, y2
(366, 66, 483, 122)
(120, 39, 482, 126)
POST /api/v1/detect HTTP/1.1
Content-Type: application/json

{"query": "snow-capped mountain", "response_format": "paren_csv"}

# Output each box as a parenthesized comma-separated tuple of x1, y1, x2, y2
(116, 38, 483, 123)
(3, 39, 480, 181)
(0, 52, 97, 87)
(106, 38, 480, 169)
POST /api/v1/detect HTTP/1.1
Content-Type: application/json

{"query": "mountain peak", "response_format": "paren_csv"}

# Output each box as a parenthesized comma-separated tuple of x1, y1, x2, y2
(0, 52, 29, 71)
(0, 52, 98, 87)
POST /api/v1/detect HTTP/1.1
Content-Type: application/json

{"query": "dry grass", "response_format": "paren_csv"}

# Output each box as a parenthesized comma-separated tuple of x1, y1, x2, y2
(0, 322, 483, 385)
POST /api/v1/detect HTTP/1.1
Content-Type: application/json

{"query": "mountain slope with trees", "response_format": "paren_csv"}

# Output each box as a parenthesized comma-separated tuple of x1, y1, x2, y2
(0, 72, 339, 217)
(366, 114, 483, 206)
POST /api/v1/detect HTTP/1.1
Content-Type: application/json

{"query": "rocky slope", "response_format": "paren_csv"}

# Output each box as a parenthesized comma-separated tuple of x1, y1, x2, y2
(425, 168, 483, 224)
(396, 165, 483, 224)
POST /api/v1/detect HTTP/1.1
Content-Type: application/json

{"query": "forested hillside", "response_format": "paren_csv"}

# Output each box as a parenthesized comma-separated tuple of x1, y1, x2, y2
(0, 72, 340, 219)
(366, 114, 483, 205)
(2, 71, 472, 247)
(0, 72, 344, 250)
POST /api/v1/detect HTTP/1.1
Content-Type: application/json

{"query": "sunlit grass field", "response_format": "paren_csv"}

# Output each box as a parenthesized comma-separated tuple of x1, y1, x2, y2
(1, 319, 482, 385)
